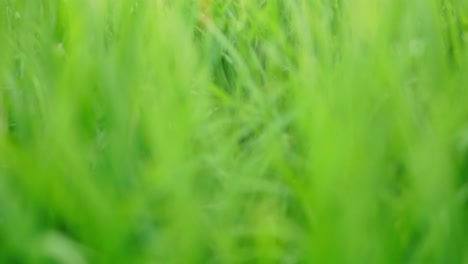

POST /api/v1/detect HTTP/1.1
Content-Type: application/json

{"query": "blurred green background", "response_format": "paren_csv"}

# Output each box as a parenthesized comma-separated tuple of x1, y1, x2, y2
(1, 0, 467, 263)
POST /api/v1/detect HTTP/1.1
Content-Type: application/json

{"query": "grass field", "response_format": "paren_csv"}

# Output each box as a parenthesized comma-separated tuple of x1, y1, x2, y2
(1, 0, 468, 263)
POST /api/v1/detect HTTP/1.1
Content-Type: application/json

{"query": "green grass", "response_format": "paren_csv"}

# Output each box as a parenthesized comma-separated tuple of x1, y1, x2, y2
(1, 0, 468, 263)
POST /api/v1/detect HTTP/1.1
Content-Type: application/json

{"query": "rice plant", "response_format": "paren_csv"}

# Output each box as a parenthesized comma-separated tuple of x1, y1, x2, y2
(1, 0, 467, 263)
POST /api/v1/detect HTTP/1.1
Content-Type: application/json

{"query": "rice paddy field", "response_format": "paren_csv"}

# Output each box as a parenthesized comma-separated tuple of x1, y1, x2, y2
(1, 0, 468, 263)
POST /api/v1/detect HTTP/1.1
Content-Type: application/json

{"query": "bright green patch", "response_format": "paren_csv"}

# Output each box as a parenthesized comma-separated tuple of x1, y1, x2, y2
(1, 0, 467, 263)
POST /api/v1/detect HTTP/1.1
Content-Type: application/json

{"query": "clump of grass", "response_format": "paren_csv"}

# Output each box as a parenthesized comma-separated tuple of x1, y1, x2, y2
(1, 0, 467, 263)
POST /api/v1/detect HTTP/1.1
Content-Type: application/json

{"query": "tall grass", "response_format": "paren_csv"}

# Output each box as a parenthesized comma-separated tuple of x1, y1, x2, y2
(1, 0, 467, 263)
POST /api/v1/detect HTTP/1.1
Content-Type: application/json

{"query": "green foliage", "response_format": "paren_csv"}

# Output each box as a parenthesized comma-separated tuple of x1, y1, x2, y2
(1, 0, 467, 263)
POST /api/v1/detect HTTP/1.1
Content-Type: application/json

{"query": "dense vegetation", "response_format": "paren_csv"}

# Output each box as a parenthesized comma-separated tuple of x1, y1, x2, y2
(1, 0, 467, 263)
